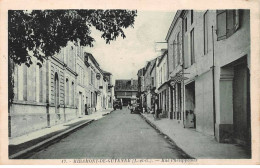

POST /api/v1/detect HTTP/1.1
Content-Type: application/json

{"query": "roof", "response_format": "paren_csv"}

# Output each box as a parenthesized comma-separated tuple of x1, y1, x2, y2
(114, 79, 138, 91)
(150, 57, 158, 74)
(165, 10, 184, 41)
(157, 50, 168, 67)
(149, 58, 157, 75)
(102, 70, 112, 75)
(85, 52, 99, 67)
(85, 52, 105, 75)
(137, 67, 145, 76)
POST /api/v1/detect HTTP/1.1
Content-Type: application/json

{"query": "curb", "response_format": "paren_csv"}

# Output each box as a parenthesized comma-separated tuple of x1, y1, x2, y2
(9, 119, 94, 159)
(102, 109, 115, 116)
(139, 113, 194, 159)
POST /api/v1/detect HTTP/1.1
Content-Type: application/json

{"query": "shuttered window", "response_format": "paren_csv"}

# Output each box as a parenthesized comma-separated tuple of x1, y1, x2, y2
(184, 17, 187, 32)
(191, 10, 193, 24)
(184, 35, 189, 68)
(177, 33, 181, 65)
(217, 10, 240, 40)
(190, 29, 195, 65)
(204, 11, 209, 54)
(173, 40, 176, 68)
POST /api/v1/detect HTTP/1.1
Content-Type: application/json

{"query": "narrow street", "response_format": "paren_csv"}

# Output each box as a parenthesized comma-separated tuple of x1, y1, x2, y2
(29, 108, 189, 159)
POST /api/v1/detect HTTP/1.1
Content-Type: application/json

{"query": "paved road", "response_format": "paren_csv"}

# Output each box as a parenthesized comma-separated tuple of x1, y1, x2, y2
(29, 107, 189, 159)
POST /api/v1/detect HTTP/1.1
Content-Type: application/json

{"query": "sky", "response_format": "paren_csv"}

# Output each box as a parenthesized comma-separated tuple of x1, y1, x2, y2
(85, 11, 176, 81)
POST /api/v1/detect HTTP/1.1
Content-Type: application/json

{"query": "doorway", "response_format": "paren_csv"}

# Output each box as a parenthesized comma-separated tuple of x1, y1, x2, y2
(78, 92, 82, 115)
(54, 73, 60, 122)
(233, 62, 251, 146)
(185, 81, 196, 128)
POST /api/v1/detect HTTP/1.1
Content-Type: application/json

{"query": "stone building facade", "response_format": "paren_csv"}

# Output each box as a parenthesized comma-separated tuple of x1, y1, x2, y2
(137, 9, 251, 146)
(9, 44, 113, 138)
(10, 42, 77, 137)
(114, 79, 138, 105)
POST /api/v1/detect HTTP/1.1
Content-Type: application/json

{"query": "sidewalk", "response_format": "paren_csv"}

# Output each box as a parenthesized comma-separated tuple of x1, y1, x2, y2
(9, 109, 113, 158)
(140, 113, 251, 159)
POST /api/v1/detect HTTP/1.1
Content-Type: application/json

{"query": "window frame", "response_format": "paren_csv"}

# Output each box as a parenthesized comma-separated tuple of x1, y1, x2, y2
(204, 11, 209, 55)
(216, 10, 240, 41)
(191, 10, 194, 24)
(190, 28, 195, 65)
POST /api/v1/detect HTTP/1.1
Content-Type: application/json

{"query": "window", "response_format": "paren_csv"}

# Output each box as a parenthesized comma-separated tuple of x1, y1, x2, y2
(91, 70, 94, 84)
(151, 77, 154, 87)
(184, 17, 188, 32)
(66, 78, 69, 105)
(217, 10, 239, 40)
(177, 33, 181, 65)
(173, 40, 176, 68)
(39, 67, 43, 102)
(23, 65, 27, 101)
(71, 82, 74, 106)
(191, 10, 194, 24)
(204, 11, 209, 54)
(190, 29, 195, 65)
(160, 68, 162, 85)
(164, 62, 167, 82)
(91, 92, 93, 107)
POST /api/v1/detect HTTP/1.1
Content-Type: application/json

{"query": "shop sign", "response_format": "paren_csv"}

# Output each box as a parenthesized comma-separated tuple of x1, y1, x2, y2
(96, 73, 101, 80)
(169, 75, 188, 87)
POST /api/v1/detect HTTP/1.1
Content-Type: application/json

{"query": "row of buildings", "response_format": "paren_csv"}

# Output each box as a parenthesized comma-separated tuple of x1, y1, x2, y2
(114, 79, 138, 105)
(137, 10, 250, 146)
(9, 42, 114, 137)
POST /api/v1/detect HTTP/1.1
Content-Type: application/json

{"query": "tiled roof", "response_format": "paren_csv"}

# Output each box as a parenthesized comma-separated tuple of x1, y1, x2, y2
(115, 80, 138, 91)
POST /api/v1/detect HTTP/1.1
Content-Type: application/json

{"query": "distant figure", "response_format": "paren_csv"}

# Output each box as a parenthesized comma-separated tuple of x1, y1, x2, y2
(127, 102, 131, 109)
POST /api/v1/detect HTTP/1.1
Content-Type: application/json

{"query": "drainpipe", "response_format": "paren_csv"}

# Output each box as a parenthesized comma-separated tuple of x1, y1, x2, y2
(181, 13, 185, 127)
(212, 25, 216, 136)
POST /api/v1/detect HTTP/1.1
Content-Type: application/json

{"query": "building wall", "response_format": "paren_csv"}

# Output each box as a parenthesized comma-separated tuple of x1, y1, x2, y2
(214, 10, 251, 144)
(168, 17, 183, 75)
(195, 71, 214, 135)
(76, 45, 86, 116)
(181, 10, 216, 135)
(10, 44, 78, 137)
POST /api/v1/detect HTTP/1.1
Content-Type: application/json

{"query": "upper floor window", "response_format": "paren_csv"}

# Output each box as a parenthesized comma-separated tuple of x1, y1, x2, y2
(91, 70, 94, 84)
(184, 17, 188, 32)
(173, 40, 176, 68)
(71, 82, 74, 106)
(217, 10, 239, 41)
(191, 10, 194, 24)
(66, 78, 69, 105)
(204, 11, 209, 55)
(177, 33, 181, 65)
(190, 29, 195, 65)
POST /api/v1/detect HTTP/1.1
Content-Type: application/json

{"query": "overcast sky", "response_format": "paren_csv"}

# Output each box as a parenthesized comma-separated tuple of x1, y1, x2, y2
(85, 11, 176, 81)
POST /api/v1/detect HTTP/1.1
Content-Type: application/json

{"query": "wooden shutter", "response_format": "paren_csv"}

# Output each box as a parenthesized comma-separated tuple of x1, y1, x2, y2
(184, 35, 189, 68)
(227, 10, 235, 38)
(216, 10, 227, 40)
(234, 10, 240, 31)
(173, 40, 176, 68)
(227, 10, 240, 38)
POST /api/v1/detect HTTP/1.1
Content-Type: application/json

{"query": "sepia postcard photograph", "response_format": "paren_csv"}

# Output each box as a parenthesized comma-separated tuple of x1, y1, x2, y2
(0, 0, 259, 166)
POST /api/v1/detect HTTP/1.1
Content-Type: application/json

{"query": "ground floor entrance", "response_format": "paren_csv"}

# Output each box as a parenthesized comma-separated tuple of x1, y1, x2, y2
(185, 81, 196, 128)
(233, 62, 251, 146)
